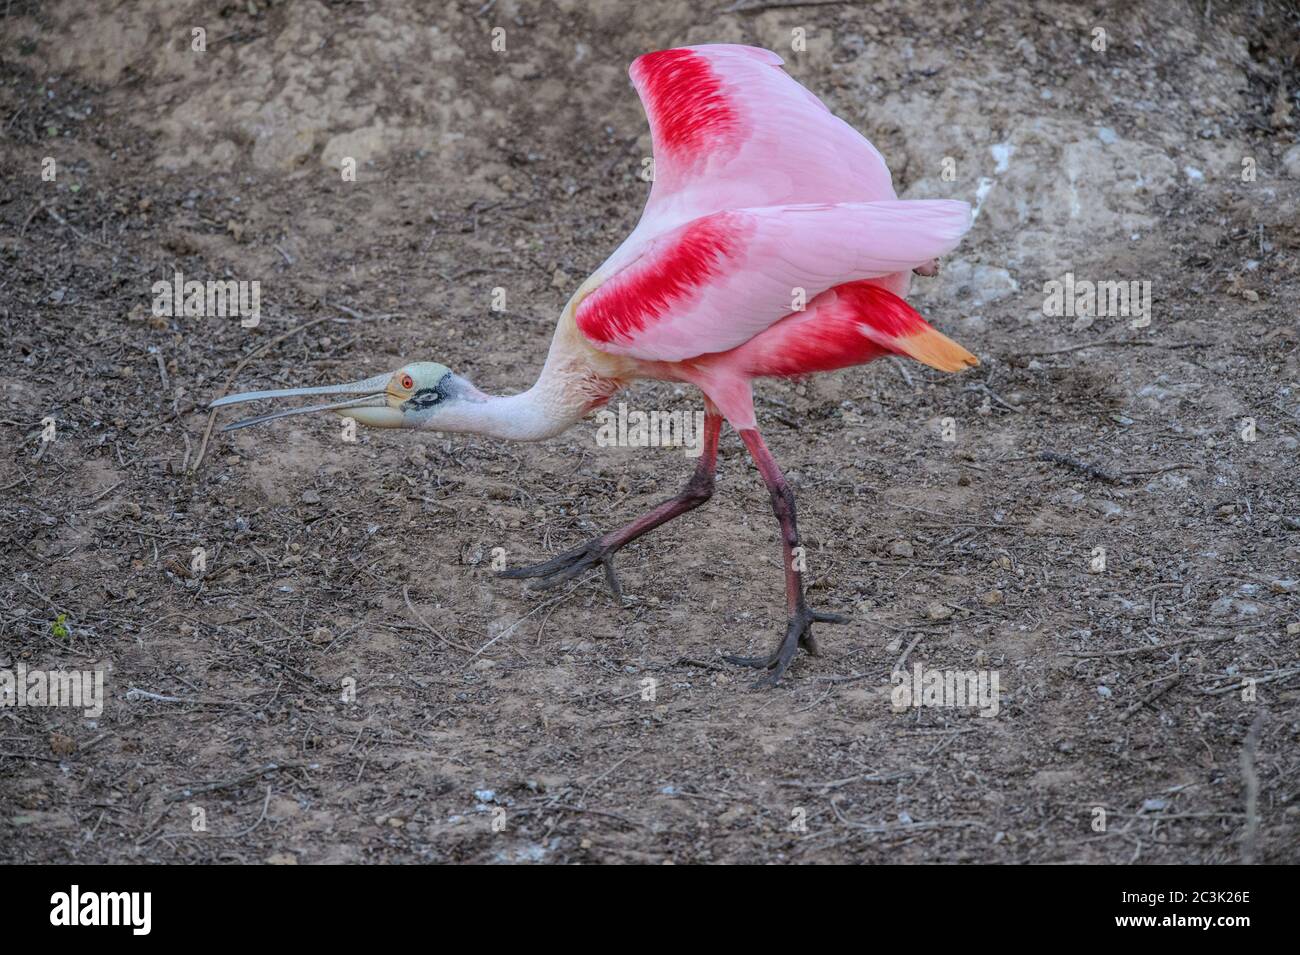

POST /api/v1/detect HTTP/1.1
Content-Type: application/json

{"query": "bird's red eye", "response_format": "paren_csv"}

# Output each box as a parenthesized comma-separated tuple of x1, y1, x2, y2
(400, 375, 414, 391)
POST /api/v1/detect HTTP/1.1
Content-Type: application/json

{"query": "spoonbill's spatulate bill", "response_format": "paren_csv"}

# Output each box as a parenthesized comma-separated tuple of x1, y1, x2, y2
(212, 44, 977, 687)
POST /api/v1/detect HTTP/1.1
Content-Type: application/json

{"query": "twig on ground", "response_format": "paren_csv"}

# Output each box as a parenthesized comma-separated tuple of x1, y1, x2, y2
(1064, 634, 1237, 659)
(888, 357, 914, 389)
(892, 634, 924, 676)
(1203, 668, 1300, 695)
(724, 0, 862, 12)
(1038, 451, 1119, 484)
(468, 579, 591, 661)
(1018, 339, 1209, 358)
(1118, 673, 1182, 722)
(164, 762, 313, 803)
(829, 797, 984, 833)
(1241, 711, 1263, 864)
(227, 785, 273, 839)
(403, 586, 478, 655)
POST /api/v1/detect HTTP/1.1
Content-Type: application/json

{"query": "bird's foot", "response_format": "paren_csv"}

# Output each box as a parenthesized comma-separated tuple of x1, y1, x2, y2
(912, 258, 940, 277)
(498, 536, 624, 600)
(724, 605, 849, 688)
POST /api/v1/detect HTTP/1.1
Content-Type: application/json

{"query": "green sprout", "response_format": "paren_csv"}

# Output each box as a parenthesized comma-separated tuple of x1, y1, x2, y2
(50, 613, 69, 639)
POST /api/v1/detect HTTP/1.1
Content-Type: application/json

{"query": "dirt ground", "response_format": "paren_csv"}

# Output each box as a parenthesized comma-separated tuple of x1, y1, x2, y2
(2, 0, 1298, 864)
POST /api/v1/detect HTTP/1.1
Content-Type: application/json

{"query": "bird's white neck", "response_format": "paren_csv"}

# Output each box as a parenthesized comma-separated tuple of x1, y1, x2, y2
(429, 358, 616, 442)
(443, 386, 576, 442)
(427, 288, 626, 442)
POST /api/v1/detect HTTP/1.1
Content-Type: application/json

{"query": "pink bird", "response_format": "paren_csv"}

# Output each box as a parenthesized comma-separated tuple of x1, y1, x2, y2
(213, 44, 977, 686)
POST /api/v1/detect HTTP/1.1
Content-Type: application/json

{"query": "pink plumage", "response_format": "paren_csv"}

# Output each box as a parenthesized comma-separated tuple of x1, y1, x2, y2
(627, 45, 897, 219)
(576, 199, 971, 362)
(212, 44, 979, 688)
(570, 43, 976, 441)
(562, 44, 978, 682)
(720, 281, 935, 378)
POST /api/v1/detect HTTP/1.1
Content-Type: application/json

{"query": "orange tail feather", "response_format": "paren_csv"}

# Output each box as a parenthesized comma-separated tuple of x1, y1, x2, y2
(893, 325, 979, 372)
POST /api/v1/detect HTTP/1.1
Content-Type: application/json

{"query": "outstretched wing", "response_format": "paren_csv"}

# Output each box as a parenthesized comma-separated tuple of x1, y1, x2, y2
(576, 44, 970, 362)
(629, 44, 897, 229)
(576, 200, 971, 362)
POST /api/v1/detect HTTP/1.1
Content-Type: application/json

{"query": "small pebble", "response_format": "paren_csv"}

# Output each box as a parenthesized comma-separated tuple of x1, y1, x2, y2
(926, 602, 953, 621)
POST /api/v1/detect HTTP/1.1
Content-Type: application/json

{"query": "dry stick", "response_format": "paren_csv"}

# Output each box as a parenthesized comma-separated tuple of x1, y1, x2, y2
(892, 633, 924, 676)
(515, 802, 643, 829)
(1118, 673, 1182, 722)
(0, 473, 32, 494)
(254, 606, 297, 637)
(468, 581, 588, 661)
(1204, 667, 1300, 695)
(1116, 811, 1245, 820)
(818, 670, 875, 685)
(86, 480, 124, 506)
(1123, 463, 1198, 478)
(674, 657, 726, 672)
(153, 351, 170, 392)
(164, 762, 309, 803)
(585, 754, 634, 793)
(829, 797, 983, 833)
(44, 204, 113, 249)
(1064, 634, 1237, 658)
(725, 0, 861, 12)
(1241, 711, 1263, 865)
(154, 784, 276, 843)
(1018, 339, 1209, 358)
(227, 784, 273, 839)
(327, 301, 400, 324)
(327, 301, 366, 321)
(125, 686, 252, 708)
(968, 382, 1024, 413)
(1039, 451, 1119, 484)
(780, 769, 922, 791)
(19, 200, 45, 236)
(190, 316, 331, 473)
(0, 751, 64, 763)
(888, 356, 914, 388)
(402, 586, 478, 655)
(126, 687, 188, 704)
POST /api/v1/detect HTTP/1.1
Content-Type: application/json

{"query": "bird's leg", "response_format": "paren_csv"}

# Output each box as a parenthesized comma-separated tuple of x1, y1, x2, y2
(724, 428, 848, 687)
(499, 410, 723, 599)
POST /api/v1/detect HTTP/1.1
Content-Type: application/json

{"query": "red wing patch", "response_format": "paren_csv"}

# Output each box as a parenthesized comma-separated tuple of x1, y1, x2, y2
(834, 281, 977, 371)
(577, 212, 748, 346)
(731, 281, 970, 378)
(631, 49, 741, 163)
(833, 281, 931, 338)
(731, 283, 902, 378)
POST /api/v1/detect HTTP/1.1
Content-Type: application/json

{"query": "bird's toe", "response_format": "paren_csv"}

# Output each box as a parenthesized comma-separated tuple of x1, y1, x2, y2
(499, 538, 625, 598)
(725, 605, 849, 686)
(722, 651, 779, 670)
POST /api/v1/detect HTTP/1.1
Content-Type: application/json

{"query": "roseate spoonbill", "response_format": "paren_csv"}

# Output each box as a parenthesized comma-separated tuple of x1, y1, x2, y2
(212, 44, 976, 686)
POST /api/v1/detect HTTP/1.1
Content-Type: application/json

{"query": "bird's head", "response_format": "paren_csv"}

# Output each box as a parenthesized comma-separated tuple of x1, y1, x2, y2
(211, 361, 475, 433)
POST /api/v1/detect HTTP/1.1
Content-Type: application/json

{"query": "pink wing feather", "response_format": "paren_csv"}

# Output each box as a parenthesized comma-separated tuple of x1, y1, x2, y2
(579, 200, 971, 361)
(629, 44, 897, 225)
(577, 45, 972, 363)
